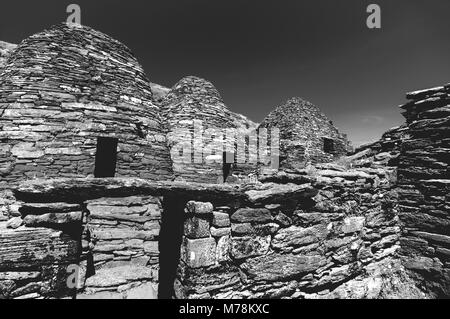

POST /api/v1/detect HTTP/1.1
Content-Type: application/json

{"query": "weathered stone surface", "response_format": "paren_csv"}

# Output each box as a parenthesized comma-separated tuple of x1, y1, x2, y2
(125, 282, 158, 299)
(92, 229, 155, 241)
(411, 231, 450, 246)
(0, 222, 79, 270)
(216, 236, 231, 263)
(85, 266, 154, 288)
(6, 217, 23, 229)
(184, 216, 211, 239)
(77, 291, 124, 299)
(181, 237, 216, 268)
(10, 282, 42, 298)
(274, 213, 292, 227)
(231, 223, 255, 236)
(258, 97, 351, 171)
(212, 212, 230, 228)
(0, 280, 16, 298)
(245, 183, 317, 205)
(272, 225, 327, 252)
(341, 217, 365, 234)
(20, 203, 81, 215)
(210, 227, 231, 238)
(0, 23, 173, 186)
(143, 242, 159, 255)
(242, 254, 327, 282)
(231, 236, 271, 260)
(231, 208, 272, 224)
(0, 271, 40, 281)
(398, 84, 450, 297)
(185, 201, 214, 215)
(23, 211, 82, 227)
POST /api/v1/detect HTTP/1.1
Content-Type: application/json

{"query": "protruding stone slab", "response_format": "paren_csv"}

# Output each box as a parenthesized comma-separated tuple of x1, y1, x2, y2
(185, 201, 214, 215)
(6, 217, 23, 229)
(20, 203, 82, 215)
(231, 208, 272, 224)
(23, 212, 83, 227)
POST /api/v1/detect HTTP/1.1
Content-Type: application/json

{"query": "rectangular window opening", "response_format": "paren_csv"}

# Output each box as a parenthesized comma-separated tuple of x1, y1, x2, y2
(94, 137, 118, 178)
(323, 138, 335, 154)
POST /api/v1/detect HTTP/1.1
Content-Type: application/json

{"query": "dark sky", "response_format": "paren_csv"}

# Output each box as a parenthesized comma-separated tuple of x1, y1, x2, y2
(1, 0, 449, 146)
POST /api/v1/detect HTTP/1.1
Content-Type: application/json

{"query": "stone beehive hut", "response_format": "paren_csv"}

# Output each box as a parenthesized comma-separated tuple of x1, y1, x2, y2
(0, 41, 17, 71)
(162, 76, 256, 183)
(0, 23, 173, 187)
(259, 97, 351, 171)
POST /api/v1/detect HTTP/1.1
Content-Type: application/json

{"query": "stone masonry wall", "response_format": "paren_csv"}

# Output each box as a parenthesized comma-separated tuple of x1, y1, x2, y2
(397, 84, 450, 297)
(2, 185, 164, 299)
(0, 24, 173, 188)
(0, 41, 17, 72)
(162, 76, 259, 183)
(259, 97, 351, 175)
(0, 170, 434, 299)
(175, 166, 424, 299)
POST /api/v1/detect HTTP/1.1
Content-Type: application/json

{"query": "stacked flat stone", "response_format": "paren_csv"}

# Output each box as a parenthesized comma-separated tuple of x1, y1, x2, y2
(343, 125, 409, 171)
(397, 84, 450, 297)
(259, 97, 352, 173)
(162, 76, 256, 183)
(149, 82, 171, 104)
(175, 164, 419, 299)
(0, 23, 173, 187)
(0, 41, 17, 72)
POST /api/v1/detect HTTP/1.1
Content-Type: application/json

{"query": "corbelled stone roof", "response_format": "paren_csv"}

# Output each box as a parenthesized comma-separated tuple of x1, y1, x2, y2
(259, 97, 351, 170)
(0, 23, 173, 184)
(161, 76, 258, 182)
(162, 76, 234, 129)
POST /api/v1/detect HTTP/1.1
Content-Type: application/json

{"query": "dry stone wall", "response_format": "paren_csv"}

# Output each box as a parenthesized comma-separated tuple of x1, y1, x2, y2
(2, 180, 167, 299)
(161, 76, 258, 183)
(0, 41, 17, 72)
(174, 166, 425, 299)
(259, 97, 351, 174)
(0, 23, 173, 188)
(0, 166, 440, 299)
(397, 84, 450, 297)
(0, 223, 79, 299)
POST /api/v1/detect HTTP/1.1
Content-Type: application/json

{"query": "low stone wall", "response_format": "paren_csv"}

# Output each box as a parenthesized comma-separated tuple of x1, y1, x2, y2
(398, 84, 450, 297)
(174, 167, 424, 299)
(0, 171, 432, 299)
(0, 223, 79, 299)
(80, 195, 161, 298)
(1, 181, 167, 299)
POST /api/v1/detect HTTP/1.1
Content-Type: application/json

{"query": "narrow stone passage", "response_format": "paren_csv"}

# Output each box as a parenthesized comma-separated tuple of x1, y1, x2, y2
(158, 196, 187, 299)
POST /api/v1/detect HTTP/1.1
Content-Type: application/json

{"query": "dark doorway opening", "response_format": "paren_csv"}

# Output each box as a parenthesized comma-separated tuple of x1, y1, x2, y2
(323, 138, 335, 154)
(159, 196, 186, 299)
(222, 152, 233, 183)
(94, 137, 118, 178)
